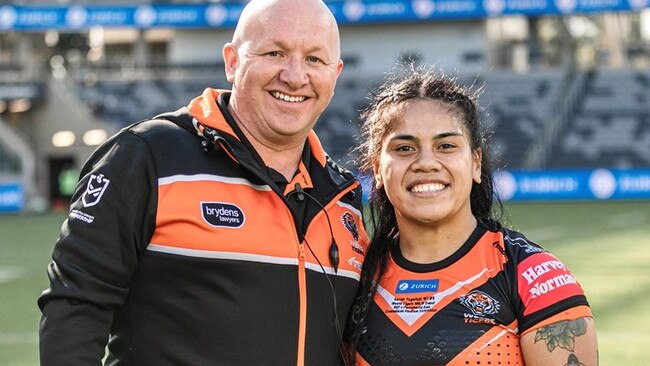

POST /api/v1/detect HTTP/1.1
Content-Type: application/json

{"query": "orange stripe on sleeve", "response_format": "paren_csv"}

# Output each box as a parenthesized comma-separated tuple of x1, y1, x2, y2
(521, 305, 593, 337)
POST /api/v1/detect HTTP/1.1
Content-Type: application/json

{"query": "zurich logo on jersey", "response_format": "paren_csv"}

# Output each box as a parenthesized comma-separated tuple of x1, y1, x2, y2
(395, 279, 440, 294)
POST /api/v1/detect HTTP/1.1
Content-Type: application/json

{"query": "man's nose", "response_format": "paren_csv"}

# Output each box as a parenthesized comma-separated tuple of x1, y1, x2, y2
(279, 56, 309, 88)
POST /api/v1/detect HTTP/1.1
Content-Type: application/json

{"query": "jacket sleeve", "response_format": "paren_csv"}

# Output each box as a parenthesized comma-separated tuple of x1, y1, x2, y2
(38, 131, 158, 365)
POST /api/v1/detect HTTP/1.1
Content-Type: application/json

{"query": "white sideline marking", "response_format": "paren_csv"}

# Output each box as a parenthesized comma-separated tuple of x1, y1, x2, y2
(608, 210, 647, 228)
(0, 267, 26, 283)
(0, 332, 38, 345)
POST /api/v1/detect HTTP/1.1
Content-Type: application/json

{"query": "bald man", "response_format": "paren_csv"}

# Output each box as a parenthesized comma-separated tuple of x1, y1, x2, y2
(38, 0, 368, 365)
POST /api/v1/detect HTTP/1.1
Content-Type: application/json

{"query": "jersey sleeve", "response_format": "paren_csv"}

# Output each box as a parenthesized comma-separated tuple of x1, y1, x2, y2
(37, 130, 158, 366)
(516, 251, 590, 333)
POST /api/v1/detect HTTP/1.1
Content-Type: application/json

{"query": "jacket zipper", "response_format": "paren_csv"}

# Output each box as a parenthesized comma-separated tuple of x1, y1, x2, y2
(216, 137, 357, 365)
(296, 241, 307, 366)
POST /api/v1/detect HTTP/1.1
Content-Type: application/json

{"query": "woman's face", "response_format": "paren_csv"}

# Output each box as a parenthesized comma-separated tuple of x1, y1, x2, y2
(375, 98, 482, 230)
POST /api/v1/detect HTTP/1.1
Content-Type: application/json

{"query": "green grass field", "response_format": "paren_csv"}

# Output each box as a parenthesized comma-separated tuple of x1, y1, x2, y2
(1, 201, 649, 365)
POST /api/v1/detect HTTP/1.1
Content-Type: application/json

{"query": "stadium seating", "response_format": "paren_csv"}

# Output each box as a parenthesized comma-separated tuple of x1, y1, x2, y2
(0, 142, 21, 174)
(69, 63, 650, 171)
(466, 70, 565, 169)
(74, 63, 229, 126)
(71, 62, 372, 168)
(549, 68, 650, 168)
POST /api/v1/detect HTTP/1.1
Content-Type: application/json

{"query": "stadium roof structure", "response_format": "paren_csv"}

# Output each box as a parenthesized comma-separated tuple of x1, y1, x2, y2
(0, 0, 648, 32)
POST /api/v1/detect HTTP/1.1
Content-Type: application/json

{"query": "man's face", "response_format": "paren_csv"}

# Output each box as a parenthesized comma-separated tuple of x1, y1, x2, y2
(224, 4, 343, 148)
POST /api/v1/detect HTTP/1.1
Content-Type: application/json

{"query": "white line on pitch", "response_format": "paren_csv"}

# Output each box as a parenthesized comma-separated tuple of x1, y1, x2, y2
(0, 267, 26, 283)
(0, 332, 38, 345)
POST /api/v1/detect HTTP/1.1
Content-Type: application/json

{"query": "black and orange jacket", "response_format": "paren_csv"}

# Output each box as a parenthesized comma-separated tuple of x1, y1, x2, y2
(355, 220, 590, 366)
(39, 89, 368, 366)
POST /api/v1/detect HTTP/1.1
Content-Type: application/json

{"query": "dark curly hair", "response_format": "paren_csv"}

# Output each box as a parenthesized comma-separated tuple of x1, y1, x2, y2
(345, 64, 503, 363)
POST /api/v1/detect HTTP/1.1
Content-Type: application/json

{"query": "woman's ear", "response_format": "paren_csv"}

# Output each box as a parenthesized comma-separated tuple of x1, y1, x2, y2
(375, 174, 383, 189)
(472, 148, 482, 184)
(372, 161, 383, 189)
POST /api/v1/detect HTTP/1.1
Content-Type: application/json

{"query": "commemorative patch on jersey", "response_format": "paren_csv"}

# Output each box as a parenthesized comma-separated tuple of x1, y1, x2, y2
(201, 202, 245, 228)
(82, 174, 110, 208)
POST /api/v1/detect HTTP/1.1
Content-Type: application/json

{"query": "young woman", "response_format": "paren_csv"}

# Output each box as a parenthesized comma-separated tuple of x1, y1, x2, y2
(346, 66, 598, 366)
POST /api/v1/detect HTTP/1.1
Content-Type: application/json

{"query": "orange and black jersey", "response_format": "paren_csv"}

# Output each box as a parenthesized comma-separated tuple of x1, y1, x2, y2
(39, 89, 368, 365)
(355, 221, 590, 366)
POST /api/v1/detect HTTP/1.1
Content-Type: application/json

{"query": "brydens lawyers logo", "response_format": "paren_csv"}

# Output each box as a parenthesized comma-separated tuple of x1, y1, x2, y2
(396, 279, 439, 294)
(201, 202, 245, 228)
(82, 174, 110, 208)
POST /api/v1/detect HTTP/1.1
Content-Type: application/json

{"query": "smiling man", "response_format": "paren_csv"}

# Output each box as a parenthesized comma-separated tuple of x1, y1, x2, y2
(225, 0, 344, 179)
(38, 1, 368, 365)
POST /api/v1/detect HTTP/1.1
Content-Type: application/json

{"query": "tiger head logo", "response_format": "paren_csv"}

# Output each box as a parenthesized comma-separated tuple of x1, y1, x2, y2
(459, 290, 500, 317)
(341, 212, 359, 241)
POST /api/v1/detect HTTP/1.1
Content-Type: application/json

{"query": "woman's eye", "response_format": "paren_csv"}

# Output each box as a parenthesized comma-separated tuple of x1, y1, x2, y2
(396, 145, 414, 152)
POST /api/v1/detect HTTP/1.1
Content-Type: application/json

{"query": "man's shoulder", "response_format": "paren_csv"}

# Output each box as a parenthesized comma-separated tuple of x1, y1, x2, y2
(324, 155, 355, 182)
(124, 108, 192, 138)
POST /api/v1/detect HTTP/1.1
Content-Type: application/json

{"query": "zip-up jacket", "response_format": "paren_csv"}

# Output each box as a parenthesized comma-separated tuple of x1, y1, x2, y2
(38, 89, 369, 366)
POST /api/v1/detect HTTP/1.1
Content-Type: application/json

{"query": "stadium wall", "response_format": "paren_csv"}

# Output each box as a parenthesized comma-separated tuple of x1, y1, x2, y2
(168, 29, 232, 64)
(339, 20, 488, 75)
(167, 19, 488, 74)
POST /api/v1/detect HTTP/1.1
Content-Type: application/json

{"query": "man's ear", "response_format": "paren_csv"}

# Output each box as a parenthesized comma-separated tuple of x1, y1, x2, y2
(336, 59, 344, 78)
(223, 43, 238, 83)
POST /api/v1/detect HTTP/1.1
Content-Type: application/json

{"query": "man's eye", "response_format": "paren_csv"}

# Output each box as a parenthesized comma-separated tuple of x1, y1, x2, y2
(267, 51, 281, 57)
(306, 56, 321, 63)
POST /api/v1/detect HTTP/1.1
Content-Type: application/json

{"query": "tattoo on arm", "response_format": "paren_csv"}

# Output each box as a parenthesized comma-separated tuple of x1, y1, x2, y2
(534, 317, 587, 353)
(535, 318, 589, 365)
(564, 353, 586, 366)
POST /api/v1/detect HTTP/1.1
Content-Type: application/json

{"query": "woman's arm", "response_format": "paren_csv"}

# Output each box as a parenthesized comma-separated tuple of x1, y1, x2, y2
(521, 316, 598, 366)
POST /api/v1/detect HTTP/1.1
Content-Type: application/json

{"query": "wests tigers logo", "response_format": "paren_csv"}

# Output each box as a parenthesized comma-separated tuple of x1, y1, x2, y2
(341, 212, 359, 241)
(341, 212, 363, 255)
(459, 290, 500, 317)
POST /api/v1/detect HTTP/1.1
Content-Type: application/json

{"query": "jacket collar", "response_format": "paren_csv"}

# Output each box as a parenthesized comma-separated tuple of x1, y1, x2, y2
(187, 88, 328, 169)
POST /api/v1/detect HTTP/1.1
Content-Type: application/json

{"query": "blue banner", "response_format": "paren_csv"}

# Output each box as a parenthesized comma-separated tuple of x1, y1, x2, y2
(359, 168, 650, 202)
(1, 0, 648, 31)
(0, 4, 244, 31)
(0, 182, 24, 213)
(495, 168, 650, 201)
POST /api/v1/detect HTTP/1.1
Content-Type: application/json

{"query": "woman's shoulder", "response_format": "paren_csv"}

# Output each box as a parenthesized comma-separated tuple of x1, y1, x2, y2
(480, 219, 547, 262)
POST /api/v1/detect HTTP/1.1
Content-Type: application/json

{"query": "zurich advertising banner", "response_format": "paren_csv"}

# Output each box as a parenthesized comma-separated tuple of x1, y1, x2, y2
(1, 0, 649, 31)
(0, 182, 24, 213)
(359, 168, 650, 202)
(495, 168, 650, 201)
(0, 4, 244, 31)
